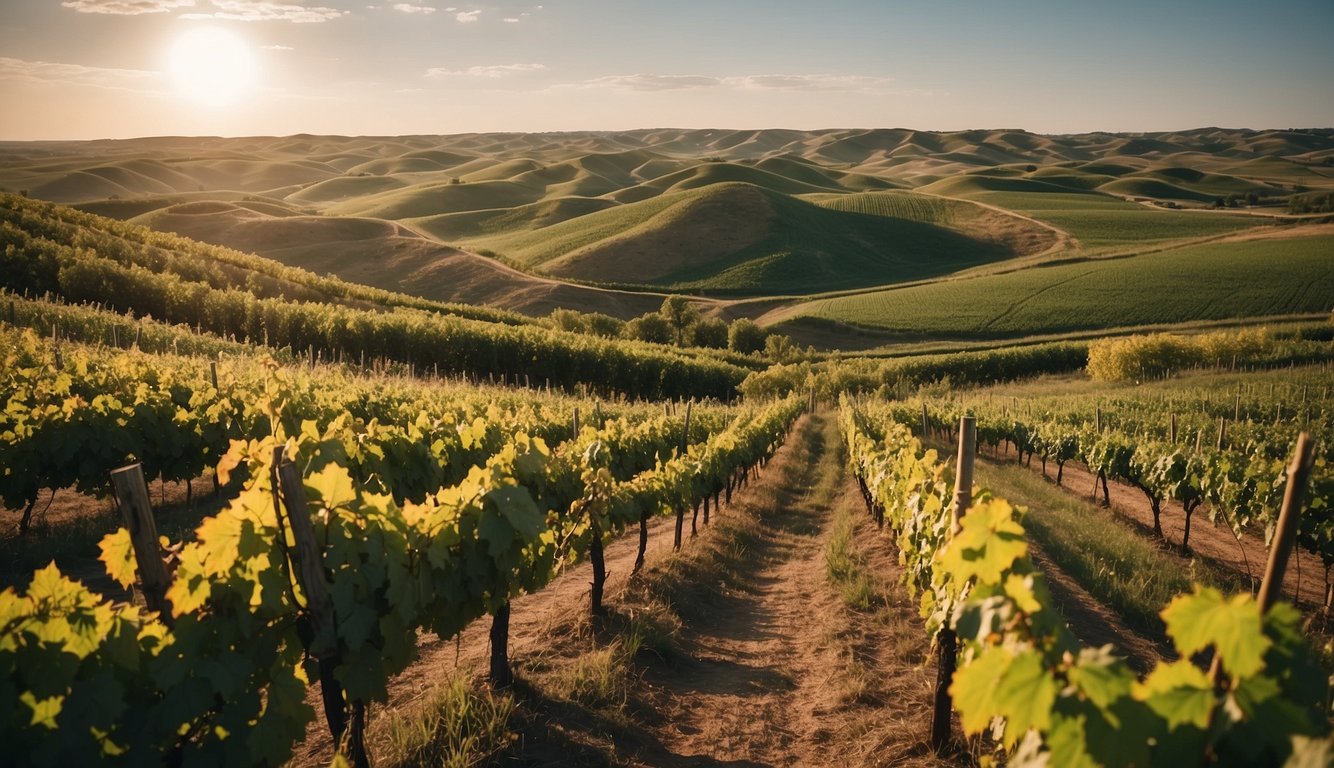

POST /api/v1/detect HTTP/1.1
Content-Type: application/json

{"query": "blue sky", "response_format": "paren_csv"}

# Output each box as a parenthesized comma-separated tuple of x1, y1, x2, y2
(1, 0, 1331, 138)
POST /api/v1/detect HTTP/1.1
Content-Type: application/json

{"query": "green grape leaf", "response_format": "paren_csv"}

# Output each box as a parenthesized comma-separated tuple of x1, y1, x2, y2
(307, 463, 356, 510)
(1133, 659, 1214, 729)
(165, 545, 212, 617)
(939, 498, 1028, 586)
(1067, 647, 1134, 710)
(952, 645, 1056, 745)
(98, 528, 138, 590)
(1161, 586, 1268, 679)
(487, 486, 544, 543)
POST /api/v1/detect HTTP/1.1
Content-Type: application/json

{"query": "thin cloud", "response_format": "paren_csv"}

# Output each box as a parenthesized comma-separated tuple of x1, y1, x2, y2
(735, 74, 898, 92)
(454, 9, 480, 22)
(0, 57, 162, 93)
(426, 63, 545, 78)
(580, 74, 722, 92)
(61, 0, 194, 14)
(182, 0, 346, 22)
(568, 72, 903, 94)
(393, 3, 436, 13)
(502, 16, 519, 22)
(261, 44, 295, 50)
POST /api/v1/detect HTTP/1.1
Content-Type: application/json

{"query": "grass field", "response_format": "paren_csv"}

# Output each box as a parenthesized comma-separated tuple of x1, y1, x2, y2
(464, 183, 1020, 294)
(792, 231, 1334, 337)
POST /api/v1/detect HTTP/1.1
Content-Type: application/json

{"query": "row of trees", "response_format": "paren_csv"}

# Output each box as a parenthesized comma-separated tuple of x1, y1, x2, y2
(545, 296, 808, 360)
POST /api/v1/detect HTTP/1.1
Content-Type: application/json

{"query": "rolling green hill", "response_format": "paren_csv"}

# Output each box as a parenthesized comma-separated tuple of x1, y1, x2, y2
(3, 127, 1331, 351)
(462, 182, 1023, 294)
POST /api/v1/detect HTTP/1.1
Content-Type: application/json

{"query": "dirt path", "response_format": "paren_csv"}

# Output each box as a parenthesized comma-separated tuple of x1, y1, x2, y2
(618, 412, 943, 767)
(992, 442, 1328, 610)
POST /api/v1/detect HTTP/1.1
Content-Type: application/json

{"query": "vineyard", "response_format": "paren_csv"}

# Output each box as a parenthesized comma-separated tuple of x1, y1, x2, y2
(2, 200, 1333, 765)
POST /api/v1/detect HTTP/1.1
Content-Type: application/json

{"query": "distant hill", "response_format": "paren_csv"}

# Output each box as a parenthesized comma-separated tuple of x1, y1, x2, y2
(3, 127, 1330, 347)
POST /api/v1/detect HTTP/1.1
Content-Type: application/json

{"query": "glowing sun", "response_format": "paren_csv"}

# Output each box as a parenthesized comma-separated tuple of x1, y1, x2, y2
(167, 27, 258, 108)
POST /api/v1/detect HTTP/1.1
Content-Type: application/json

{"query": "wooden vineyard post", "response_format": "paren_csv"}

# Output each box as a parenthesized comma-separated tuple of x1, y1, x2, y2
(112, 325, 119, 349)
(931, 416, 975, 753)
(1094, 406, 1102, 433)
(1217, 416, 1227, 451)
(109, 464, 173, 617)
(209, 361, 219, 390)
(582, 407, 607, 616)
(1170, 412, 1177, 444)
(271, 448, 368, 768)
(673, 402, 693, 551)
(1257, 434, 1316, 614)
(489, 602, 513, 688)
(921, 401, 929, 438)
(51, 323, 62, 371)
(1212, 433, 1316, 684)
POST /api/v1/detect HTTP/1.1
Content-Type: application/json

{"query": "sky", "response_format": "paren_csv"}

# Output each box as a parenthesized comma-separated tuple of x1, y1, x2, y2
(1, 0, 1331, 139)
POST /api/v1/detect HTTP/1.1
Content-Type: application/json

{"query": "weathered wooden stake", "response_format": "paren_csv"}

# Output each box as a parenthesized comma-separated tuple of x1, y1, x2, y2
(1170, 413, 1177, 443)
(209, 361, 219, 390)
(1213, 433, 1316, 685)
(931, 416, 975, 753)
(1258, 433, 1316, 614)
(110, 464, 173, 617)
(489, 601, 513, 687)
(272, 448, 364, 766)
(1217, 416, 1227, 451)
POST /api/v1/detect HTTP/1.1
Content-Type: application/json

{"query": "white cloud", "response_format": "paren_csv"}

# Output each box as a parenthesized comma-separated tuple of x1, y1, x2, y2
(393, 2, 435, 13)
(736, 74, 896, 92)
(0, 57, 161, 93)
(60, 0, 194, 14)
(261, 44, 295, 50)
(426, 63, 545, 78)
(454, 9, 480, 22)
(502, 16, 518, 22)
(182, 0, 346, 22)
(568, 72, 901, 94)
(580, 74, 722, 92)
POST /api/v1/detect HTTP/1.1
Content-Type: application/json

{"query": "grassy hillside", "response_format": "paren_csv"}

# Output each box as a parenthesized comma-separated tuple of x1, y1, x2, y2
(4, 128, 1332, 350)
(463, 183, 1021, 294)
(787, 228, 1334, 338)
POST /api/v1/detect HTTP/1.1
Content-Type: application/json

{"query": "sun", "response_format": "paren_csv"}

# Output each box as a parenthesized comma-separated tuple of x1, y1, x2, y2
(167, 27, 258, 108)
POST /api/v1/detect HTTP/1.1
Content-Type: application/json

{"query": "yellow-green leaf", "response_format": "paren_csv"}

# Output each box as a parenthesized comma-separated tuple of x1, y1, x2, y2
(98, 528, 138, 590)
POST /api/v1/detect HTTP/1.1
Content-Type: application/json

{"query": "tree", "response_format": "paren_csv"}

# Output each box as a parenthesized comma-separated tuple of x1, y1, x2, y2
(691, 317, 729, 349)
(728, 318, 767, 354)
(583, 312, 625, 338)
(660, 295, 700, 346)
(624, 313, 672, 344)
(764, 333, 796, 363)
(547, 308, 587, 334)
